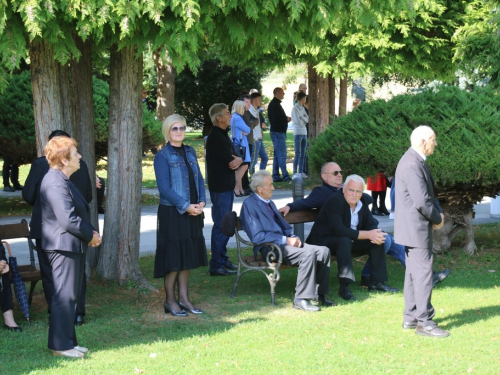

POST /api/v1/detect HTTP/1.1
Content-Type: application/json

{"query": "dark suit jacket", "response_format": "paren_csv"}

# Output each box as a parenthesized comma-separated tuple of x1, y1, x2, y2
(40, 169, 94, 253)
(0, 240, 6, 262)
(240, 193, 294, 256)
(306, 189, 379, 246)
(23, 156, 92, 240)
(394, 147, 442, 249)
(268, 97, 288, 133)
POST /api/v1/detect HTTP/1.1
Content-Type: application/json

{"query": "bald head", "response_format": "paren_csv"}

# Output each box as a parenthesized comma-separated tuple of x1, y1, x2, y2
(321, 162, 343, 188)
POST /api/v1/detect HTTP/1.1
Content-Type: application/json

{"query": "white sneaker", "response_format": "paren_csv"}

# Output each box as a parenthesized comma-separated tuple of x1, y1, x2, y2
(300, 173, 308, 179)
(389, 212, 395, 220)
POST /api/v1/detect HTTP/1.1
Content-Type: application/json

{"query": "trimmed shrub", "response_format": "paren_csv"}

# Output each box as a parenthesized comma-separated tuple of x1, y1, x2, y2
(308, 85, 500, 254)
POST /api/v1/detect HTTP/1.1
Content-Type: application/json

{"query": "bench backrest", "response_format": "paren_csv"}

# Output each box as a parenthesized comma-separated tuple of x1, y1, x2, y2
(0, 220, 37, 268)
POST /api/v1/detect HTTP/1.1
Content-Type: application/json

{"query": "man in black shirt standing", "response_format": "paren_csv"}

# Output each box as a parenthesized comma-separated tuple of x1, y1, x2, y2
(206, 104, 243, 276)
(268, 87, 291, 182)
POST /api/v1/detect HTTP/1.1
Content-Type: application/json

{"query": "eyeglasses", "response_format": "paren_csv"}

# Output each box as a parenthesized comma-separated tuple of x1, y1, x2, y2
(171, 126, 186, 132)
(325, 170, 342, 176)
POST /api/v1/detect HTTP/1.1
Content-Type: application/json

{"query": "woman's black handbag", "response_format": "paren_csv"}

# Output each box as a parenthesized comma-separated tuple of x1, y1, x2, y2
(231, 117, 246, 159)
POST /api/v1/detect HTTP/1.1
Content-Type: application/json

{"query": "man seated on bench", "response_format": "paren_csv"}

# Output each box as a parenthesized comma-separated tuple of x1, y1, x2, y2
(279, 162, 449, 289)
(240, 170, 334, 312)
(307, 174, 399, 301)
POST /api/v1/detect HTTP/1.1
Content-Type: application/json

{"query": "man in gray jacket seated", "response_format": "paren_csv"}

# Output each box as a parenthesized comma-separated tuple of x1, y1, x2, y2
(240, 170, 334, 312)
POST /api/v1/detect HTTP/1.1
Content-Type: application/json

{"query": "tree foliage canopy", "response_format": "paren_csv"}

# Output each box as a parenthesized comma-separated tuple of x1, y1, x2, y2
(308, 85, 500, 192)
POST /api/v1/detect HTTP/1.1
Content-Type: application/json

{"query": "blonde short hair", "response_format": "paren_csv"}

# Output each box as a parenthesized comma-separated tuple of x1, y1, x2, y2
(45, 136, 78, 169)
(162, 114, 187, 142)
(231, 100, 245, 116)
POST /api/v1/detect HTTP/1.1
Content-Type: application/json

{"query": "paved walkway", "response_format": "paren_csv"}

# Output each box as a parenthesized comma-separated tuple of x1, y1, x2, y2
(1, 187, 498, 266)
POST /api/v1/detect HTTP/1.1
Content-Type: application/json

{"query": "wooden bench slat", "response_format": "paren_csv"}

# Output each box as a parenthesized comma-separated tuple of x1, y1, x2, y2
(0, 223, 31, 240)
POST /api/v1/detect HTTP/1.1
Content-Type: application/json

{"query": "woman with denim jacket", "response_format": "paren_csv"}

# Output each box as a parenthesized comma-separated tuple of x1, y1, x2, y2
(231, 100, 251, 197)
(153, 114, 207, 317)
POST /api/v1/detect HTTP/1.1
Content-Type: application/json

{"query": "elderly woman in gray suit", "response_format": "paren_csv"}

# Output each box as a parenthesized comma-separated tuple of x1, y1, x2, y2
(40, 136, 101, 358)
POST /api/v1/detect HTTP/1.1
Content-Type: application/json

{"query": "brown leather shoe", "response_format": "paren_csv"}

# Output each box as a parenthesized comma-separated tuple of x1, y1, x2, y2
(415, 324, 450, 338)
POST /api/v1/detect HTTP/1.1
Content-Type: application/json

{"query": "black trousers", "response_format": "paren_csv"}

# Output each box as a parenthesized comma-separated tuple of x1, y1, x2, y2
(96, 177, 105, 209)
(2, 156, 19, 187)
(327, 236, 387, 284)
(0, 273, 14, 313)
(47, 250, 84, 351)
(36, 240, 86, 316)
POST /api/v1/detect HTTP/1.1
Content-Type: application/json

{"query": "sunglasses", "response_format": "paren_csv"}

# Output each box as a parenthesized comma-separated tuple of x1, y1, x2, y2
(325, 170, 342, 176)
(171, 126, 186, 132)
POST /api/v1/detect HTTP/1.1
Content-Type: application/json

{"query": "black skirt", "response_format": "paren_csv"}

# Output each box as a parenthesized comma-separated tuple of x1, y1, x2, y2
(154, 204, 208, 277)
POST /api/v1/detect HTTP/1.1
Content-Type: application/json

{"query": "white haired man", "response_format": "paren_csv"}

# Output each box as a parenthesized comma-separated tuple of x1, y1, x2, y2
(240, 170, 334, 311)
(307, 174, 398, 301)
(395, 125, 449, 338)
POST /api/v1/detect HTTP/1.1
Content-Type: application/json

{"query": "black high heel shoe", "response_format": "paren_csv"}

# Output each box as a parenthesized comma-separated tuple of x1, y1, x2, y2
(178, 301, 204, 315)
(164, 301, 188, 317)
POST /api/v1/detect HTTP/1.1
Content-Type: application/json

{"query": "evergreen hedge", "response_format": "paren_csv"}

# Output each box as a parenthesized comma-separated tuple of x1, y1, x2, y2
(309, 85, 500, 190)
(0, 72, 163, 163)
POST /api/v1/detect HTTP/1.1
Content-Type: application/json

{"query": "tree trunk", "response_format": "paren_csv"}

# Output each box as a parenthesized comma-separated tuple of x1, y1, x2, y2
(307, 63, 318, 138)
(328, 76, 336, 120)
(71, 35, 99, 271)
(58, 63, 77, 137)
(315, 74, 330, 135)
(339, 71, 348, 116)
(307, 64, 330, 138)
(432, 203, 477, 255)
(30, 39, 65, 156)
(153, 48, 175, 123)
(98, 45, 152, 288)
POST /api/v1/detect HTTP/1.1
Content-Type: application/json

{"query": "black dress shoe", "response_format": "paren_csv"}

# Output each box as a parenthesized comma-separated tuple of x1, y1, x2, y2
(379, 206, 390, 216)
(371, 207, 383, 216)
(224, 260, 238, 270)
(243, 189, 253, 196)
(3, 186, 15, 192)
(402, 320, 418, 329)
(234, 192, 245, 198)
(293, 299, 320, 312)
(75, 315, 85, 326)
(98, 207, 105, 214)
(360, 276, 370, 287)
(14, 184, 24, 191)
(338, 284, 356, 301)
(3, 324, 22, 332)
(317, 295, 337, 307)
(368, 282, 399, 292)
(178, 301, 203, 314)
(209, 267, 237, 276)
(432, 268, 450, 288)
(273, 178, 283, 183)
(415, 324, 450, 338)
(164, 302, 188, 317)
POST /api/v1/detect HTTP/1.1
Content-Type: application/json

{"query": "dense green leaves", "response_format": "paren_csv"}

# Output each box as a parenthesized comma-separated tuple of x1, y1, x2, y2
(308, 85, 500, 188)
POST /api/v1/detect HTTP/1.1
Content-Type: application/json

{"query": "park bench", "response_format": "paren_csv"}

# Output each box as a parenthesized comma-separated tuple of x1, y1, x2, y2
(223, 209, 364, 305)
(0, 220, 42, 306)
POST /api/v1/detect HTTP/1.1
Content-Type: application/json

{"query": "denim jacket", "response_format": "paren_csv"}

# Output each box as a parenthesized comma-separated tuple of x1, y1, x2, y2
(154, 142, 206, 214)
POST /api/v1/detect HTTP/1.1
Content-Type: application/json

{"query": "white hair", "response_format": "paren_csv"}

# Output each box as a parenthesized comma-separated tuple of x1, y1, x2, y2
(344, 174, 365, 190)
(250, 170, 271, 191)
(410, 125, 435, 147)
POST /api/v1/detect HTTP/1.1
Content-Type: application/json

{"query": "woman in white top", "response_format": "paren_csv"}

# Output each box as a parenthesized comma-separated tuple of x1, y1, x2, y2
(291, 92, 309, 177)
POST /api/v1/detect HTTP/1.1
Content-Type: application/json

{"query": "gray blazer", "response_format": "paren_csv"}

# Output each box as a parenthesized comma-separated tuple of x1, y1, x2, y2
(394, 147, 442, 249)
(40, 169, 94, 253)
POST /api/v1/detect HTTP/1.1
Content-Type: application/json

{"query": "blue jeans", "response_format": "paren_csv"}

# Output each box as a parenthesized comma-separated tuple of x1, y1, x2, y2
(270, 132, 290, 181)
(249, 139, 264, 175)
(259, 139, 269, 171)
(361, 233, 406, 278)
(390, 178, 396, 212)
(209, 190, 234, 270)
(293, 135, 307, 174)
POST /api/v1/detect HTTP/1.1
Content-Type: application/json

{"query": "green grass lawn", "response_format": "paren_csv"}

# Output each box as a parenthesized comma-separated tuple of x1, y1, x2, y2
(1, 224, 500, 374)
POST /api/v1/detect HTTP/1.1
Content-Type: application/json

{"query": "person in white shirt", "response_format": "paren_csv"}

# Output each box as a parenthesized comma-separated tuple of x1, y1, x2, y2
(291, 92, 309, 178)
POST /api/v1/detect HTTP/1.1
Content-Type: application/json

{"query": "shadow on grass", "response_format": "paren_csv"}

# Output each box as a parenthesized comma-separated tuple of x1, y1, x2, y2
(440, 305, 500, 329)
